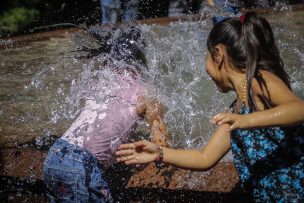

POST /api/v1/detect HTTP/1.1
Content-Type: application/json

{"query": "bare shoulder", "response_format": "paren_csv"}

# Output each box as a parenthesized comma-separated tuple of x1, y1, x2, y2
(252, 71, 286, 94)
(257, 70, 286, 86)
(252, 70, 301, 105)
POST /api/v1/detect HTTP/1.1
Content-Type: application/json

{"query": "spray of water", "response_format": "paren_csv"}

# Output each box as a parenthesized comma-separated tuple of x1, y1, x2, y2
(0, 10, 303, 155)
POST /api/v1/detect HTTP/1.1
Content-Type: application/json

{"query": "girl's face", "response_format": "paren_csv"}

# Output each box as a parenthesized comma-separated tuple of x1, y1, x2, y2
(205, 52, 229, 93)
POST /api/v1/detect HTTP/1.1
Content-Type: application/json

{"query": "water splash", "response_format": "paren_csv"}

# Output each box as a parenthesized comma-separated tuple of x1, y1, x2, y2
(0, 11, 303, 154)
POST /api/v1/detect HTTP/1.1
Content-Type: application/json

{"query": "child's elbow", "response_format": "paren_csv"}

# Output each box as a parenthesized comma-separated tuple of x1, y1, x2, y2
(198, 152, 216, 170)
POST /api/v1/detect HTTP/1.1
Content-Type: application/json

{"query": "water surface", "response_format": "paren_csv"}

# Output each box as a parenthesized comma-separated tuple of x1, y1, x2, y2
(0, 10, 303, 154)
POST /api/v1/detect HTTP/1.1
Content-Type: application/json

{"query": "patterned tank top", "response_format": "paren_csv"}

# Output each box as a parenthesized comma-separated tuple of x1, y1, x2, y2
(229, 100, 304, 202)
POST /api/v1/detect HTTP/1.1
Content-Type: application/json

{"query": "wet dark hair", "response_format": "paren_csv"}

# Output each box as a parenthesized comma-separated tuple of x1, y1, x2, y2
(79, 25, 147, 72)
(207, 12, 290, 111)
(110, 26, 146, 66)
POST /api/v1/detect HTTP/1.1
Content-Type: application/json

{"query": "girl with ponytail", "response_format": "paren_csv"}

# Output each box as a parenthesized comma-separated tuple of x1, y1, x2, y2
(116, 12, 304, 202)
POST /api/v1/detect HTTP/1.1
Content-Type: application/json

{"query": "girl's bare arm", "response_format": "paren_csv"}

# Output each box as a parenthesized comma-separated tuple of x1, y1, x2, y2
(160, 124, 231, 170)
(117, 123, 231, 170)
(136, 96, 168, 146)
(136, 96, 164, 126)
(247, 71, 304, 127)
(212, 72, 304, 130)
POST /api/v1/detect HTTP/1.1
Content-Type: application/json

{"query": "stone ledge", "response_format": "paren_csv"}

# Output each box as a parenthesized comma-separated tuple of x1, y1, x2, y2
(0, 148, 46, 179)
(0, 148, 242, 193)
(127, 161, 241, 193)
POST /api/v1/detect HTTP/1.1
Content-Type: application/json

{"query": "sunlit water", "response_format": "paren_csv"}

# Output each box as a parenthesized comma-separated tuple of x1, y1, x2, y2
(0, 10, 303, 163)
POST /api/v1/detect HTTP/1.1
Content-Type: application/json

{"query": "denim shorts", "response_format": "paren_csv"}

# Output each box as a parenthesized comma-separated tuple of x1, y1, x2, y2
(43, 139, 113, 203)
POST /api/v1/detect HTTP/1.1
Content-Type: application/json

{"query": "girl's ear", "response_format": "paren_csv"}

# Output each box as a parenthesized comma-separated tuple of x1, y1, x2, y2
(214, 44, 225, 66)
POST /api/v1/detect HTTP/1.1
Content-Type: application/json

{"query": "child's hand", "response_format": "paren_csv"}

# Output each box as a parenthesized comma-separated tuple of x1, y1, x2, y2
(210, 112, 249, 131)
(115, 140, 160, 165)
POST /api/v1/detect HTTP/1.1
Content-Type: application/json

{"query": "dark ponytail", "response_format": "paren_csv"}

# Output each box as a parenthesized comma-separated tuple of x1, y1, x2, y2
(242, 12, 290, 111)
(207, 12, 290, 111)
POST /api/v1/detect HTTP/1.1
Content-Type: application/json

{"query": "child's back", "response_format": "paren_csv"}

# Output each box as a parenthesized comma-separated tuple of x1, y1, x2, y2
(43, 26, 154, 202)
(61, 71, 142, 164)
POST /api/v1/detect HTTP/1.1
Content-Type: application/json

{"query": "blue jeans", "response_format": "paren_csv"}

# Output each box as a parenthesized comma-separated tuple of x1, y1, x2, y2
(43, 139, 112, 203)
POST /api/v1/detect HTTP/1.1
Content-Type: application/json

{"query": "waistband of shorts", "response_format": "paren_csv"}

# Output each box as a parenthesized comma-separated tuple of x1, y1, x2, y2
(48, 139, 97, 164)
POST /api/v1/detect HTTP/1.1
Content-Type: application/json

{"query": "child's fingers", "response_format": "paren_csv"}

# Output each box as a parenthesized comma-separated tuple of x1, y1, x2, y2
(118, 143, 135, 150)
(115, 149, 134, 156)
(229, 124, 236, 131)
(134, 140, 149, 147)
(135, 140, 157, 152)
(209, 117, 216, 124)
(116, 154, 136, 162)
(214, 113, 234, 124)
(125, 157, 139, 165)
(210, 113, 224, 124)
(218, 117, 233, 125)
(210, 116, 222, 125)
(116, 156, 126, 162)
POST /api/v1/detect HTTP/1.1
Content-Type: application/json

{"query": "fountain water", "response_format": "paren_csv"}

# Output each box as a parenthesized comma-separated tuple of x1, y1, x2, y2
(0, 7, 303, 202)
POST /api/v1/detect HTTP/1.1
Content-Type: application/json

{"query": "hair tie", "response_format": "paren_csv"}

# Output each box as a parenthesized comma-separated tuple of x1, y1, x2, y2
(240, 15, 245, 23)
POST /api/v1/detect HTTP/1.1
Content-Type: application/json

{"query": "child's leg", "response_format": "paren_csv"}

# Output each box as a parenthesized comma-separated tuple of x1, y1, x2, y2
(100, 0, 121, 24)
(86, 162, 113, 202)
(43, 140, 79, 202)
(121, 0, 140, 22)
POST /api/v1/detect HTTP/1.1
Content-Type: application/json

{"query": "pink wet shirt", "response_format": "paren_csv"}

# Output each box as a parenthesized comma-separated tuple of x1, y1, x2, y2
(61, 73, 142, 164)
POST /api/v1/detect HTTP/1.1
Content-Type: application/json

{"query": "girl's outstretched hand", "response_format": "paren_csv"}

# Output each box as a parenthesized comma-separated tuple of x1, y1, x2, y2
(115, 140, 160, 165)
(210, 112, 250, 131)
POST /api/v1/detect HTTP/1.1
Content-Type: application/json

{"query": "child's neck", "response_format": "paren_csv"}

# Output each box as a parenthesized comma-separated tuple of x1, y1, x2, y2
(230, 72, 247, 103)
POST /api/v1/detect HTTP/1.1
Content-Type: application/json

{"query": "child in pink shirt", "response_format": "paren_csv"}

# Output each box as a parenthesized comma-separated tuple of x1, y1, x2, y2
(43, 26, 167, 202)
